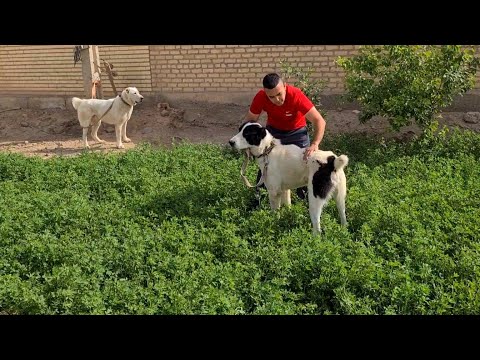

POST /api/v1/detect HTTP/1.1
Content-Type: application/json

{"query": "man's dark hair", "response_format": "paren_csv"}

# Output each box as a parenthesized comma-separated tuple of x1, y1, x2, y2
(263, 73, 282, 89)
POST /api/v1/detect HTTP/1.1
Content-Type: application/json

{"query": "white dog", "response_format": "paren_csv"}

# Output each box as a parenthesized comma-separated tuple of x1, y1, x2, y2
(229, 121, 349, 234)
(71, 87, 144, 149)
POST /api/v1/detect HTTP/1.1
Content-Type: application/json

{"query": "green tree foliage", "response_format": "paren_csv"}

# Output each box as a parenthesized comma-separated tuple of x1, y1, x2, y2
(337, 45, 480, 131)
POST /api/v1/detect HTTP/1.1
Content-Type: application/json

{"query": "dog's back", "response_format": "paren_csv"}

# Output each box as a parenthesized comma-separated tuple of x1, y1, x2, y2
(71, 96, 116, 125)
(267, 141, 310, 190)
(71, 97, 112, 112)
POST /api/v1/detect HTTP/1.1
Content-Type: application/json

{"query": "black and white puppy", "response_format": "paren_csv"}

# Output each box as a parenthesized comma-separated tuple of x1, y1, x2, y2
(229, 121, 348, 234)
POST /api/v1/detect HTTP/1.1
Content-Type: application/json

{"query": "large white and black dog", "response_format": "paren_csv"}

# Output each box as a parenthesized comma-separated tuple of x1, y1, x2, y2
(229, 121, 349, 234)
(72, 87, 144, 149)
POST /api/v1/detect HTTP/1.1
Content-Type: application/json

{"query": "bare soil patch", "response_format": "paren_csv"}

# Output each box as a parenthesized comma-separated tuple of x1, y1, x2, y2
(0, 100, 478, 158)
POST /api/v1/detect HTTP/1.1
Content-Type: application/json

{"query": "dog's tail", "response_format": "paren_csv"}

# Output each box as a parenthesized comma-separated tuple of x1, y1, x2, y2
(71, 97, 82, 110)
(334, 154, 349, 171)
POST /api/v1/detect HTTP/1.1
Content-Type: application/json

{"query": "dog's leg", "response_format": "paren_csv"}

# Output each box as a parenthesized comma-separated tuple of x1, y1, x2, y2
(121, 121, 131, 143)
(82, 127, 90, 149)
(308, 187, 327, 235)
(91, 120, 106, 144)
(268, 190, 282, 210)
(114, 124, 125, 149)
(335, 177, 347, 226)
(280, 190, 291, 207)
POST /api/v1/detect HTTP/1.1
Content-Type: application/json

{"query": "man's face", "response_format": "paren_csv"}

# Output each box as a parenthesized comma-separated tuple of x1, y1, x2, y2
(264, 80, 286, 106)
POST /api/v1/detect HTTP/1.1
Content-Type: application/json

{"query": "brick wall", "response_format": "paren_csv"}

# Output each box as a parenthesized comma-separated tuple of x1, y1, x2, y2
(149, 45, 480, 97)
(1, 45, 479, 102)
(0, 45, 151, 97)
(0, 45, 83, 95)
(149, 45, 360, 97)
(99, 45, 152, 97)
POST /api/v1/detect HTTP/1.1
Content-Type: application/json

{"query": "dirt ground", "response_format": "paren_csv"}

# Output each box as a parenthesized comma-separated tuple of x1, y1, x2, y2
(0, 100, 479, 158)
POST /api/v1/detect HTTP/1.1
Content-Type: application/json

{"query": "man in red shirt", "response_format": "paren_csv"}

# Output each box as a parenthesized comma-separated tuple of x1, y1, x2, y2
(244, 72, 327, 208)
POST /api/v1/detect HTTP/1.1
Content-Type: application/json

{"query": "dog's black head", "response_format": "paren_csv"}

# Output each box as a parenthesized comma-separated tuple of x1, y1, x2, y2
(229, 122, 268, 149)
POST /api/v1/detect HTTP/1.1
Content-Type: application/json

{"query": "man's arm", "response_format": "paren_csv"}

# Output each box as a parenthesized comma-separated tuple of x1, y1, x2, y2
(245, 110, 261, 122)
(303, 106, 326, 160)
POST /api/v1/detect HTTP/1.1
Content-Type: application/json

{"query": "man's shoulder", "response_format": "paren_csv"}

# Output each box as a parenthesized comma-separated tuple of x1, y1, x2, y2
(286, 84, 314, 111)
(287, 84, 308, 101)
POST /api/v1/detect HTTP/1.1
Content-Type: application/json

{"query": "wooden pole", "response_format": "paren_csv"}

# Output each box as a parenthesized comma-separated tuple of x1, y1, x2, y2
(103, 60, 118, 96)
(80, 46, 91, 99)
(91, 45, 103, 99)
(80, 45, 103, 99)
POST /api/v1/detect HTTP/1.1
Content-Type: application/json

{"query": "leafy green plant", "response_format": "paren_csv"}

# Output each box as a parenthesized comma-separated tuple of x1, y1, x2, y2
(336, 45, 480, 131)
(0, 130, 479, 314)
(280, 59, 327, 110)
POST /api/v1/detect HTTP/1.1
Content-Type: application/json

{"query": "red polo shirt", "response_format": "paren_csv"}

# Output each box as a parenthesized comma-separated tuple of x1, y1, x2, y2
(249, 84, 314, 131)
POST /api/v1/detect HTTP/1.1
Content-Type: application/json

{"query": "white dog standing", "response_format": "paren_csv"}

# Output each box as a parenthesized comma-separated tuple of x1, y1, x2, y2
(229, 121, 349, 234)
(71, 87, 144, 149)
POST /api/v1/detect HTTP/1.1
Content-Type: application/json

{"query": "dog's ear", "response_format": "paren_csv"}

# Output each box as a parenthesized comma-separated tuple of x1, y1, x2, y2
(327, 155, 335, 165)
(238, 121, 248, 132)
(125, 88, 130, 93)
(238, 120, 255, 132)
(250, 127, 267, 145)
(260, 127, 267, 138)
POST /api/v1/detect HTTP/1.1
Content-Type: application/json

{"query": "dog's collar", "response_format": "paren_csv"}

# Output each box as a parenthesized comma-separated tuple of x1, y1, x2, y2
(118, 94, 133, 107)
(241, 142, 275, 189)
(255, 142, 275, 159)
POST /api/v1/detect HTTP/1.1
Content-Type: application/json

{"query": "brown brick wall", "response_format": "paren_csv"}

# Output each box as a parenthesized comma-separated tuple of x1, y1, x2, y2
(1, 45, 479, 100)
(149, 45, 362, 95)
(99, 45, 152, 97)
(0, 45, 151, 97)
(0, 45, 83, 95)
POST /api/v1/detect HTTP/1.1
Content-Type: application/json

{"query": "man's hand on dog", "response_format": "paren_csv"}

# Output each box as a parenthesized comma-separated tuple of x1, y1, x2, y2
(303, 143, 319, 161)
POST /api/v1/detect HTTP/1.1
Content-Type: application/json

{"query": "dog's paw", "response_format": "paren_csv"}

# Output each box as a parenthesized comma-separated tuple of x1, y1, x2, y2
(96, 139, 106, 144)
(117, 144, 125, 149)
(123, 137, 131, 143)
